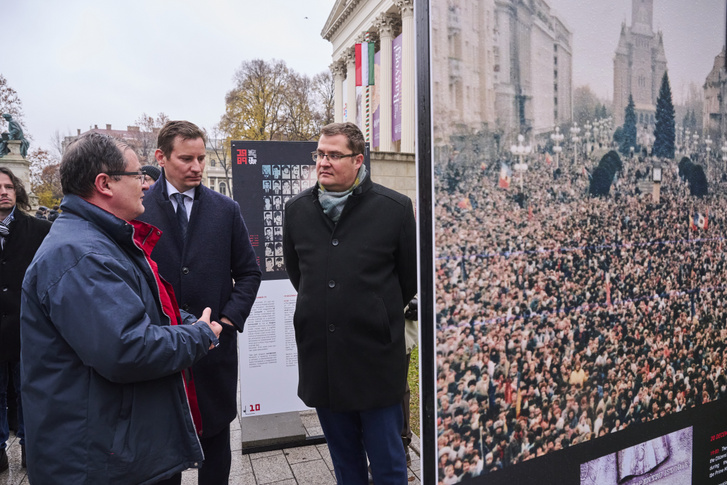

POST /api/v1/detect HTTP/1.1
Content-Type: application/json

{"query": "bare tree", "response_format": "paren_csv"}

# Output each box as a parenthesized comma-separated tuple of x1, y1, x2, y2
(312, 70, 335, 129)
(281, 72, 318, 141)
(0, 74, 26, 132)
(130, 112, 170, 165)
(206, 123, 234, 194)
(220, 59, 290, 141)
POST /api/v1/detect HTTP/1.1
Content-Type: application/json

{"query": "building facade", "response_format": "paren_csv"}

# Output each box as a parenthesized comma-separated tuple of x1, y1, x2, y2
(492, 0, 573, 138)
(703, 47, 727, 141)
(613, 0, 668, 127)
(322, 0, 416, 199)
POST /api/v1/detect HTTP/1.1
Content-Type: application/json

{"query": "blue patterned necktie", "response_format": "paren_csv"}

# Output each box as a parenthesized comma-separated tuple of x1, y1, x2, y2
(172, 193, 188, 240)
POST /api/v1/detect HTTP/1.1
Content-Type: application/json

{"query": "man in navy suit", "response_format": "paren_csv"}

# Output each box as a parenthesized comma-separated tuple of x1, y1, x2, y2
(138, 120, 261, 485)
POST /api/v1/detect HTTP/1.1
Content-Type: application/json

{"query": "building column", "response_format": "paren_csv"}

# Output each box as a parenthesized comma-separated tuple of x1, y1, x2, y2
(377, 14, 397, 152)
(396, 0, 415, 153)
(345, 47, 357, 124)
(331, 60, 346, 123)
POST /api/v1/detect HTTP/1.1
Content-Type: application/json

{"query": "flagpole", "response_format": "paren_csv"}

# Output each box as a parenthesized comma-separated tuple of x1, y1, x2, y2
(364, 32, 371, 145)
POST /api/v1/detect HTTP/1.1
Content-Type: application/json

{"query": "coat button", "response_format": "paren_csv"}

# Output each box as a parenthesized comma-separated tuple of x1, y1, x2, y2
(328, 280, 335, 288)
(1, 287, 7, 292)
(182, 267, 190, 275)
(331, 239, 339, 246)
(328, 324, 335, 332)
(182, 304, 190, 311)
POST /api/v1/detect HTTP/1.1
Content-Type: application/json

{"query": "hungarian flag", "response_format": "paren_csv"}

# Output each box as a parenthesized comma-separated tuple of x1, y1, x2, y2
(355, 42, 375, 86)
(690, 210, 709, 231)
(499, 163, 512, 189)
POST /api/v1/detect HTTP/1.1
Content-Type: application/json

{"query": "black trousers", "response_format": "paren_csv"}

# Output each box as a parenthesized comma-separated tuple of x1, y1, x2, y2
(198, 425, 231, 485)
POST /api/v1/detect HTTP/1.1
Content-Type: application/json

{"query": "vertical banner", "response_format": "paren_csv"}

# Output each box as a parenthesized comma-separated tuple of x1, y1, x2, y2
(232, 141, 317, 417)
(342, 77, 348, 122)
(373, 49, 381, 149)
(392, 33, 403, 142)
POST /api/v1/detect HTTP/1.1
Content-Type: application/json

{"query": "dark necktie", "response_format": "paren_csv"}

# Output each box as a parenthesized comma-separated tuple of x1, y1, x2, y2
(172, 193, 188, 240)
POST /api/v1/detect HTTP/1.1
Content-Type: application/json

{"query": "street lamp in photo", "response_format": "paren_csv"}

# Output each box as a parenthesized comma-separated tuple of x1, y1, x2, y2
(705, 135, 713, 178)
(551, 126, 564, 169)
(510, 134, 531, 192)
(721, 140, 727, 171)
(570, 123, 581, 165)
(583, 121, 592, 154)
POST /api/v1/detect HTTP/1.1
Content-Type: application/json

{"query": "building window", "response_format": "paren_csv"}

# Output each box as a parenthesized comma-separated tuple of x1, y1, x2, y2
(219, 182, 227, 196)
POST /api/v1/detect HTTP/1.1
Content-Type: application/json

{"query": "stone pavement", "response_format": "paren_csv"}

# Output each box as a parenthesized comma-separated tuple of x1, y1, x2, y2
(0, 410, 421, 484)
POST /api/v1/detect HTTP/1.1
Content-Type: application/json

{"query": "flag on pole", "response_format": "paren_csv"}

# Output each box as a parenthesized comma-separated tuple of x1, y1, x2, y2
(499, 163, 512, 189)
(355, 42, 375, 87)
(690, 211, 709, 231)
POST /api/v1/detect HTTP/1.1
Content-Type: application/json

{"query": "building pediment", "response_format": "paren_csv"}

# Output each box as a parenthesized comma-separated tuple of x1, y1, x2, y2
(322, 0, 362, 41)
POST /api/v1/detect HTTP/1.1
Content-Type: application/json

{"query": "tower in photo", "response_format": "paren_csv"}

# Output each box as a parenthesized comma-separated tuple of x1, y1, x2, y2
(613, 0, 668, 128)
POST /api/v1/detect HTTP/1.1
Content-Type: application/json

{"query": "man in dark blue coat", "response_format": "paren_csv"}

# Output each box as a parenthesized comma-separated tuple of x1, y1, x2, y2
(0, 167, 51, 472)
(284, 122, 417, 484)
(21, 133, 223, 484)
(138, 120, 261, 485)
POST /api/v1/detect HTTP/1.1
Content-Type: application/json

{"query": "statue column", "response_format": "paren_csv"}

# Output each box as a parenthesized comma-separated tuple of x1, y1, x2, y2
(376, 14, 397, 152)
(396, 0, 415, 153)
(345, 48, 357, 124)
(331, 60, 347, 123)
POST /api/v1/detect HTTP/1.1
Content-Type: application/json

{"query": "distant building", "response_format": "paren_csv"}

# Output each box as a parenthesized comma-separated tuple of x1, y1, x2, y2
(492, 0, 573, 138)
(703, 46, 727, 140)
(613, 0, 668, 127)
(63, 125, 232, 196)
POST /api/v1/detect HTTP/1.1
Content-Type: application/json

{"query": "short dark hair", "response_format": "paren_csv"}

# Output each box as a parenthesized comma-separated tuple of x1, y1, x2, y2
(320, 122, 365, 156)
(60, 132, 127, 197)
(157, 120, 206, 158)
(0, 166, 30, 212)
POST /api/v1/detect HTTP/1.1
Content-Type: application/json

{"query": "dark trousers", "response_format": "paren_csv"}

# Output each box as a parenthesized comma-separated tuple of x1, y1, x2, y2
(317, 403, 407, 485)
(154, 473, 181, 485)
(198, 425, 231, 485)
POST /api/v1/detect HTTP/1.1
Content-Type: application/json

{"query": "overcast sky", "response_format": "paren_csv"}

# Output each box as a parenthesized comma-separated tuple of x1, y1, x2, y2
(2, 0, 335, 151)
(2, 0, 725, 152)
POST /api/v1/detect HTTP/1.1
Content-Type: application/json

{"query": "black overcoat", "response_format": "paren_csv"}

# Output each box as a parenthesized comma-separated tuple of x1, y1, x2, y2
(0, 209, 51, 361)
(138, 173, 261, 437)
(283, 177, 417, 411)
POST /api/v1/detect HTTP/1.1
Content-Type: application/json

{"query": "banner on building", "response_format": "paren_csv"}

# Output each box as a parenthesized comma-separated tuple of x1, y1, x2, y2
(392, 33, 403, 142)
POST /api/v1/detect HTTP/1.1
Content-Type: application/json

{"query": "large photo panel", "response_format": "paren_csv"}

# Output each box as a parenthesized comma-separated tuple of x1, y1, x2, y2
(428, 1, 726, 483)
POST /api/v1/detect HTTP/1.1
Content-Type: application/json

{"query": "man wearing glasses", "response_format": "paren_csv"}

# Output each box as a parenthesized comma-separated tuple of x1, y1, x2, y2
(283, 122, 417, 484)
(21, 133, 223, 484)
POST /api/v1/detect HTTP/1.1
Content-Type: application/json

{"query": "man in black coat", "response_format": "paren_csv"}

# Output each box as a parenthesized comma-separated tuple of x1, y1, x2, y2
(138, 121, 261, 485)
(283, 122, 417, 484)
(0, 167, 51, 471)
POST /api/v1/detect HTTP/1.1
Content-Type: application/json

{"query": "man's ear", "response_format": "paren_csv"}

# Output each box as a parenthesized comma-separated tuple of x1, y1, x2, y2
(155, 149, 166, 166)
(354, 153, 364, 171)
(94, 173, 114, 197)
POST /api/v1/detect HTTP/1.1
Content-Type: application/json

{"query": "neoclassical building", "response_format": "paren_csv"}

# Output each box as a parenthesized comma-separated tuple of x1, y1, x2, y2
(322, 0, 416, 199)
(703, 46, 726, 140)
(613, 0, 668, 127)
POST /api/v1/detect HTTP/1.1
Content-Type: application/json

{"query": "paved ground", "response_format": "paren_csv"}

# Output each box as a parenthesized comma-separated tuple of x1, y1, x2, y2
(1, 410, 421, 484)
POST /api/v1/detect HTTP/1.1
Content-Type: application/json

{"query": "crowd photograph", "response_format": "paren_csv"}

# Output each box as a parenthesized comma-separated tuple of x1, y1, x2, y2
(434, 138, 727, 481)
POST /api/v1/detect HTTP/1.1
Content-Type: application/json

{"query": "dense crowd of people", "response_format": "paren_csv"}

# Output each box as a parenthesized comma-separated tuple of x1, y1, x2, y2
(435, 146, 727, 482)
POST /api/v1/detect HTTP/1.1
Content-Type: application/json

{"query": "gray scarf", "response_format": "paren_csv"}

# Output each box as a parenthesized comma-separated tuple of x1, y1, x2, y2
(318, 164, 368, 222)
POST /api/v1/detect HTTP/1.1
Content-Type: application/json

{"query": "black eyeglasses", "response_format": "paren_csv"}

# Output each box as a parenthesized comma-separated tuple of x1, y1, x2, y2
(105, 171, 146, 183)
(311, 151, 358, 162)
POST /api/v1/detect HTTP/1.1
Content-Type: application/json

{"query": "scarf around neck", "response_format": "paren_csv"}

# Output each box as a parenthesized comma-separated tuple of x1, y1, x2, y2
(318, 163, 368, 222)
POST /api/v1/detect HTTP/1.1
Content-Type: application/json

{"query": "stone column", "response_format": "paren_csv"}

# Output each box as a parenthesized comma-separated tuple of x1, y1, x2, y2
(345, 48, 357, 124)
(376, 14, 398, 152)
(331, 60, 347, 123)
(396, 0, 415, 153)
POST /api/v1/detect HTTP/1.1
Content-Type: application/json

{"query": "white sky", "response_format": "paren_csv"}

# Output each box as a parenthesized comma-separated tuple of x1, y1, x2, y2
(2, 0, 335, 151)
(2, 0, 725, 152)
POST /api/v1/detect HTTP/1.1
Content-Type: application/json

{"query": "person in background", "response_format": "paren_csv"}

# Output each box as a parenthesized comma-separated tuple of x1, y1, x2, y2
(21, 133, 223, 484)
(141, 165, 161, 190)
(0, 167, 51, 472)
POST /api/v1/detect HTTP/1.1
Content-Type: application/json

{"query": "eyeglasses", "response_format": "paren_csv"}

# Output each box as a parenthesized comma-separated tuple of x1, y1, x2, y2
(311, 151, 358, 162)
(105, 171, 146, 183)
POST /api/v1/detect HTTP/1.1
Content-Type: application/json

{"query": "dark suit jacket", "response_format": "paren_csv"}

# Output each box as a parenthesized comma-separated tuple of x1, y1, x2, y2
(138, 173, 261, 436)
(0, 209, 51, 361)
(283, 177, 417, 411)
